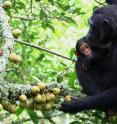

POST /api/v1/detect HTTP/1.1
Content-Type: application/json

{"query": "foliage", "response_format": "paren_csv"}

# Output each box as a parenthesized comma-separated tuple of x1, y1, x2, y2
(5, 0, 96, 85)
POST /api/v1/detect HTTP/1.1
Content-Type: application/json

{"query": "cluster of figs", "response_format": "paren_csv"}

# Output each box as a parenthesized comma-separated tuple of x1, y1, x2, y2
(0, 83, 72, 114)
(0, 1, 72, 114)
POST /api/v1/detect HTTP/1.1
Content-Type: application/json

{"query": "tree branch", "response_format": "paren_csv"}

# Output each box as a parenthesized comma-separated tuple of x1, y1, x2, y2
(15, 38, 75, 62)
(11, 15, 39, 20)
(94, 0, 105, 5)
(0, 78, 31, 100)
(0, 5, 15, 74)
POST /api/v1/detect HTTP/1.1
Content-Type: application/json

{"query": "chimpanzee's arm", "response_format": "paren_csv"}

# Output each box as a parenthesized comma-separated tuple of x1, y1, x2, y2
(75, 59, 101, 95)
(59, 88, 117, 113)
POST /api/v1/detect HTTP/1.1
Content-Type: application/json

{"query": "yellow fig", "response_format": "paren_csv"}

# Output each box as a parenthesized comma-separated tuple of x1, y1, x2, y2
(41, 94, 46, 103)
(15, 55, 22, 63)
(12, 29, 21, 37)
(46, 93, 55, 101)
(64, 95, 72, 102)
(31, 86, 40, 94)
(49, 93, 56, 101)
(3, 1, 12, 9)
(19, 94, 27, 103)
(9, 53, 22, 63)
(45, 103, 52, 110)
(46, 94, 52, 101)
(52, 88, 61, 95)
(8, 104, 16, 113)
(51, 102, 56, 108)
(37, 83, 46, 90)
(9, 53, 17, 62)
(34, 94, 42, 103)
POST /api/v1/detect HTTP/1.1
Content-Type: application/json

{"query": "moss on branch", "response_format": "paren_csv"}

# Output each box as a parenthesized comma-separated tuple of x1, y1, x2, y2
(0, 5, 14, 73)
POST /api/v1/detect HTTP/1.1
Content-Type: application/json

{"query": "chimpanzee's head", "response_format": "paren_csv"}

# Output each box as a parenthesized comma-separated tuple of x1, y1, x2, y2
(75, 37, 92, 58)
(86, 5, 117, 48)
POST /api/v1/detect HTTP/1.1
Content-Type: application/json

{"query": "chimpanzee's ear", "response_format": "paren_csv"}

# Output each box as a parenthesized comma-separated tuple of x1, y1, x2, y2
(103, 19, 112, 32)
(103, 19, 110, 26)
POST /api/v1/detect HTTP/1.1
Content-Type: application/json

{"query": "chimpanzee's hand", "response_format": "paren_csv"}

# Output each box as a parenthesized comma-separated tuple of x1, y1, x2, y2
(80, 58, 91, 71)
(59, 100, 83, 113)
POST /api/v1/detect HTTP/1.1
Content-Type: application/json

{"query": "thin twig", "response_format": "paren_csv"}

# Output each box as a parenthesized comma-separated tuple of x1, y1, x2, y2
(30, 0, 33, 13)
(15, 38, 76, 62)
(57, 62, 74, 79)
(11, 15, 38, 20)
(94, 0, 105, 5)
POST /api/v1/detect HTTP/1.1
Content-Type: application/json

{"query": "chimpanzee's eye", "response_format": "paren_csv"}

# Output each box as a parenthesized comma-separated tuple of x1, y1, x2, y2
(85, 44, 90, 48)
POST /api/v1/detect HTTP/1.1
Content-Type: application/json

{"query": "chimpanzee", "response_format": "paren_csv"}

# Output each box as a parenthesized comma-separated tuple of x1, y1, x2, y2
(75, 37, 105, 71)
(59, 0, 117, 114)
(106, 0, 117, 5)
(86, 3, 117, 48)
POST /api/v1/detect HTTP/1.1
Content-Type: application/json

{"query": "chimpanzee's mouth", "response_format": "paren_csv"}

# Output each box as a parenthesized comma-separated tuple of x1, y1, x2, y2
(85, 50, 92, 56)
(87, 52, 93, 57)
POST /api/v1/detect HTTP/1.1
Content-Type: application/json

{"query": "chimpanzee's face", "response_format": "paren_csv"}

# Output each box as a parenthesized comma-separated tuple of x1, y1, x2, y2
(79, 42, 92, 57)
(86, 14, 112, 48)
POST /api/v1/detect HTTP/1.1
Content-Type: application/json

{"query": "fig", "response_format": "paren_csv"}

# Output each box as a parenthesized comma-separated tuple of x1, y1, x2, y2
(37, 83, 46, 90)
(9, 53, 22, 63)
(19, 102, 27, 109)
(34, 94, 42, 103)
(8, 104, 16, 113)
(52, 88, 61, 95)
(45, 103, 52, 110)
(31, 86, 40, 94)
(3, 1, 12, 9)
(12, 29, 21, 37)
(64, 95, 72, 102)
(19, 94, 27, 103)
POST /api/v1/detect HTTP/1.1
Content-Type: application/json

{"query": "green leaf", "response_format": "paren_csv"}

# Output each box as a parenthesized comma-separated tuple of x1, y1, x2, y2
(57, 75, 63, 83)
(93, 6, 99, 11)
(70, 48, 75, 59)
(41, 109, 53, 118)
(64, 17, 76, 24)
(47, 23, 55, 32)
(63, 5, 70, 11)
(27, 109, 38, 124)
(72, 8, 81, 14)
(15, 107, 24, 117)
(68, 72, 76, 88)
(39, 10, 46, 20)
(70, 121, 79, 124)
(16, 1, 26, 9)
(36, 54, 45, 61)
(56, 2, 64, 9)
(48, 0, 54, 5)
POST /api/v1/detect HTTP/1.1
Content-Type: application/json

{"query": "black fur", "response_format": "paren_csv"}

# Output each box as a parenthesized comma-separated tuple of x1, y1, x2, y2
(59, 1, 117, 114)
(87, 5, 117, 48)
(106, 0, 117, 5)
(60, 37, 117, 113)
